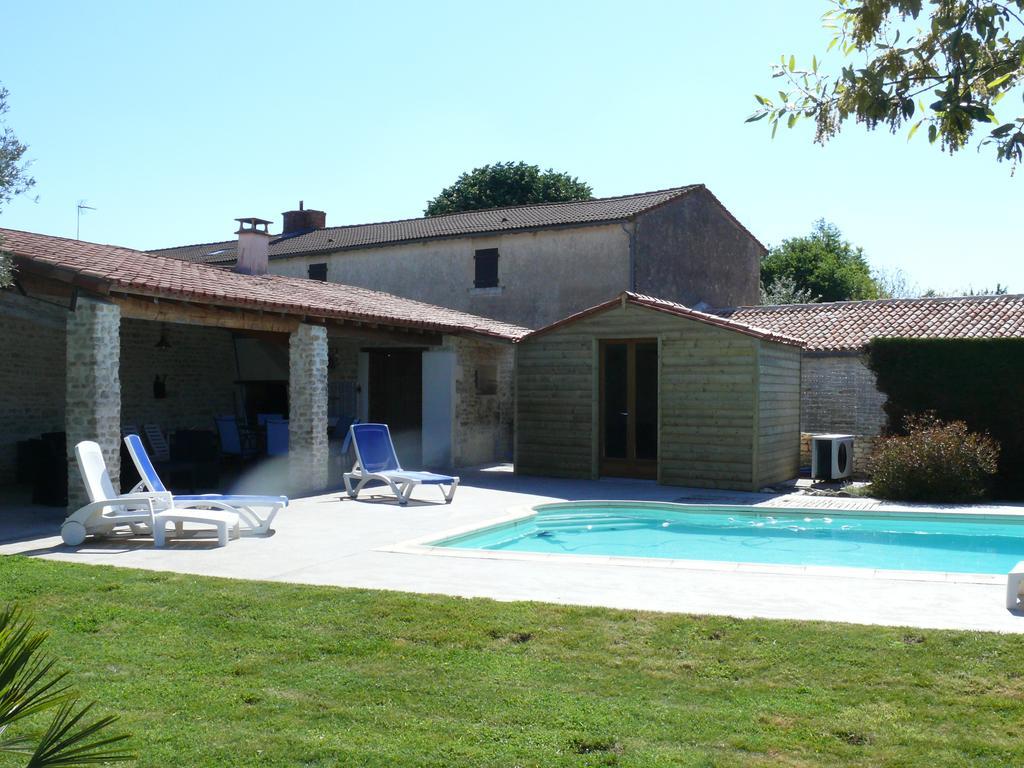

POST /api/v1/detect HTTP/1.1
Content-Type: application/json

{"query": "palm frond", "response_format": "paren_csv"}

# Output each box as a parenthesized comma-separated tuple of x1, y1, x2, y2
(0, 607, 73, 730)
(0, 605, 133, 766)
(26, 699, 133, 767)
(0, 733, 35, 753)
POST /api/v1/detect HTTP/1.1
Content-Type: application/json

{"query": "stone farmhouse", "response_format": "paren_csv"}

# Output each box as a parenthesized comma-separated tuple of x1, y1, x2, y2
(151, 185, 765, 329)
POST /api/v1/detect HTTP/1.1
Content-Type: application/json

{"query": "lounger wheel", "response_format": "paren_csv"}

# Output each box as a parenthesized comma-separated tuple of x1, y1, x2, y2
(61, 521, 87, 546)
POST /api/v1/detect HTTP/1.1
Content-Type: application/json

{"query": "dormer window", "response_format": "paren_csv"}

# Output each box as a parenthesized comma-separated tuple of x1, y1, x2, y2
(474, 249, 499, 288)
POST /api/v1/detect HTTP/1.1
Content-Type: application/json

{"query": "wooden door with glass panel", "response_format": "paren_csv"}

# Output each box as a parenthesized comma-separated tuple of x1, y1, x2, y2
(599, 339, 658, 479)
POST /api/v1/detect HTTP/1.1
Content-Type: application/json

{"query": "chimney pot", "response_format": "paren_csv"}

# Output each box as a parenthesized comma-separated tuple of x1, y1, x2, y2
(234, 217, 272, 275)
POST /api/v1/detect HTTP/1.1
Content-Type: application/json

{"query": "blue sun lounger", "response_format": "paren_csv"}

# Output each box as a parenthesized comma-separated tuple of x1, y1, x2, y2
(124, 434, 287, 535)
(342, 423, 459, 505)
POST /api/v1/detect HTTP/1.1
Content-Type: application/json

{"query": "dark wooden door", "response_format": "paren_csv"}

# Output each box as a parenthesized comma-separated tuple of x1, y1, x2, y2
(599, 339, 657, 479)
(367, 348, 423, 466)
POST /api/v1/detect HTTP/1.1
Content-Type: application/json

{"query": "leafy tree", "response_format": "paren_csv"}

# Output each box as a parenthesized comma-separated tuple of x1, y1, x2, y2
(0, 84, 35, 286)
(748, 1, 1024, 167)
(0, 605, 132, 766)
(424, 162, 592, 216)
(761, 219, 880, 303)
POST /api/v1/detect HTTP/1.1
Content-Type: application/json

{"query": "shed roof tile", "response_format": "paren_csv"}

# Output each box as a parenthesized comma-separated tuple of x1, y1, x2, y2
(520, 291, 805, 346)
(718, 295, 1024, 352)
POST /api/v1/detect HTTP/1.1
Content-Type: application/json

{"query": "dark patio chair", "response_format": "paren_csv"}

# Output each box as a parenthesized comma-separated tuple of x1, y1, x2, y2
(215, 415, 260, 460)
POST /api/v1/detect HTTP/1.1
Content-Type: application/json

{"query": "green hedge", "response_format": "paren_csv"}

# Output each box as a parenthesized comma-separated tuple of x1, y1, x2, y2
(866, 338, 1024, 499)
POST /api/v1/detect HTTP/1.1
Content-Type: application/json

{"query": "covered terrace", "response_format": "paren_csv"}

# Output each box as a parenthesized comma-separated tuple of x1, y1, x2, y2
(0, 228, 527, 510)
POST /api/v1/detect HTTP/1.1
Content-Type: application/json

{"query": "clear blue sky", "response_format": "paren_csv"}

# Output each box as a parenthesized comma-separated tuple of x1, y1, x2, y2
(1, 0, 1019, 295)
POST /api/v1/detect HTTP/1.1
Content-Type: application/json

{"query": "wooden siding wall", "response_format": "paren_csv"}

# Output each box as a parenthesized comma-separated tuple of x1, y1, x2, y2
(660, 327, 758, 490)
(515, 302, 801, 490)
(515, 332, 596, 479)
(756, 342, 802, 486)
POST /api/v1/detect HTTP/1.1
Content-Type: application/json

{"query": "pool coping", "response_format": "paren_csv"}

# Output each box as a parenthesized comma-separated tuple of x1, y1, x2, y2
(379, 501, 1017, 586)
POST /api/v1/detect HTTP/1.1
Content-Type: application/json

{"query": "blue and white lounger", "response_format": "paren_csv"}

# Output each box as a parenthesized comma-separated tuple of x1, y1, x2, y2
(124, 434, 287, 535)
(342, 423, 459, 505)
(63, 440, 239, 547)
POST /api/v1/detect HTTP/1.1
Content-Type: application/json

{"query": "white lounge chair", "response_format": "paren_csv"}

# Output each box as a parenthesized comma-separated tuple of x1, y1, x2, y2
(342, 423, 459, 505)
(61, 441, 240, 547)
(124, 434, 286, 535)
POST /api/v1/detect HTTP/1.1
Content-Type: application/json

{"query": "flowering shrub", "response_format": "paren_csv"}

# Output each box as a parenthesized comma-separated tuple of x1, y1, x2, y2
(868, 414, 1000, 502)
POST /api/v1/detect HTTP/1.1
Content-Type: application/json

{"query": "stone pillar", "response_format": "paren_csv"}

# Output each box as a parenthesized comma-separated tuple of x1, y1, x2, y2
(288, 323, 329, 493)
(65, 297, 121, 511)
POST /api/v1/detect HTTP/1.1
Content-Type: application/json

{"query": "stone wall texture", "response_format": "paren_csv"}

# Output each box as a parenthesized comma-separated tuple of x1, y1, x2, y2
(444, 336, 514, 467)
(268, 225, 632, 330)
(800, 354, 888, 435)
(0, 301, 240, 489)
(633, 187, 762, 308)
(289, 324, 329, 492)
(120, 319, 237, 433)
(0, 294, 67, 485)
(800, 354, 888, 475)
(65, 298, 121, 510)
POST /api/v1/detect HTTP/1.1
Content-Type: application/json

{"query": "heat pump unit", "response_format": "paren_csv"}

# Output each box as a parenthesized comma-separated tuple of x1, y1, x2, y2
(810, 434, 854, 481)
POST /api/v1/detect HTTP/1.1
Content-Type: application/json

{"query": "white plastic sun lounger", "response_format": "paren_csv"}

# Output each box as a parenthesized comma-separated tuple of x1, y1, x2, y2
(124, 434, 286, 535)
(61, 441, 240, 547)
(342, 423, 459, 505)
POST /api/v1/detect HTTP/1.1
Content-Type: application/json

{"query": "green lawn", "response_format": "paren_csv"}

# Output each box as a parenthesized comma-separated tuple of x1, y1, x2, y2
(2, 556, 1023, 767)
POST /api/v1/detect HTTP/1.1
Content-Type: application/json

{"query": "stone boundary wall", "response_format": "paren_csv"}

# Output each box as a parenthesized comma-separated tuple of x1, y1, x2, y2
(799, 353, 887, 476)
(800, 353, 887, 437)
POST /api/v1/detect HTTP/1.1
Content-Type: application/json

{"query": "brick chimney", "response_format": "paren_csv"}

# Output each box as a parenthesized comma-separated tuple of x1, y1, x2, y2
(234, 217, 272, 275)
(281, 200, 326, 237)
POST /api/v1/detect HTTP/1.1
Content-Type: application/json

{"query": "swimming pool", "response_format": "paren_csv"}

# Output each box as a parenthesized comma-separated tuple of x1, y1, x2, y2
(430, 502, 1024, 575)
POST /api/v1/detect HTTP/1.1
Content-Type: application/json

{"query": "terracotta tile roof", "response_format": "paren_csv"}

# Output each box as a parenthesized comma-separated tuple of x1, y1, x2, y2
(0, 228, 529, 340)
(519, 291, 805, 346)
(718, 295, 1024, 352)
(149, 186, 704, 264)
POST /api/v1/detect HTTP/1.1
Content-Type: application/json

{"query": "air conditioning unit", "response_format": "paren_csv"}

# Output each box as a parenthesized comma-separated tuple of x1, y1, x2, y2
(810, 434, 854, 481)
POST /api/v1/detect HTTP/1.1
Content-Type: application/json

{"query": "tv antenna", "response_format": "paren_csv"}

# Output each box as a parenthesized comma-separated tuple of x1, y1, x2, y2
(76, 200, 96, 240)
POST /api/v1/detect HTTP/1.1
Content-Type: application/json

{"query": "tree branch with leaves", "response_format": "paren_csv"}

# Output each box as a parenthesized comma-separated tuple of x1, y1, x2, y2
(749, 1, 1024, 167)
(0, 84, 35, 287)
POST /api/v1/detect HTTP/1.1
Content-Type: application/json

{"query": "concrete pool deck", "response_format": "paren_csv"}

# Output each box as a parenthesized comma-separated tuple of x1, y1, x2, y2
(2, 467, 1023, 633)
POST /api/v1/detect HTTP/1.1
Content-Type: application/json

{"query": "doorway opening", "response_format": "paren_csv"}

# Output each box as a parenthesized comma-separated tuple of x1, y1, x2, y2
(599, 339, 657, 479)
(367, 348, 423, 466)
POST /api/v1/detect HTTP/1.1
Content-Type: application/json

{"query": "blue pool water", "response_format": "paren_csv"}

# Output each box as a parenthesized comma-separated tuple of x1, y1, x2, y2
(433, 502, 1024, 574)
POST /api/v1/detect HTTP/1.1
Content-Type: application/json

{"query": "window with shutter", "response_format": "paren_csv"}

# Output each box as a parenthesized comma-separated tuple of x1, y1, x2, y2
(474, 249, 499, 288)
